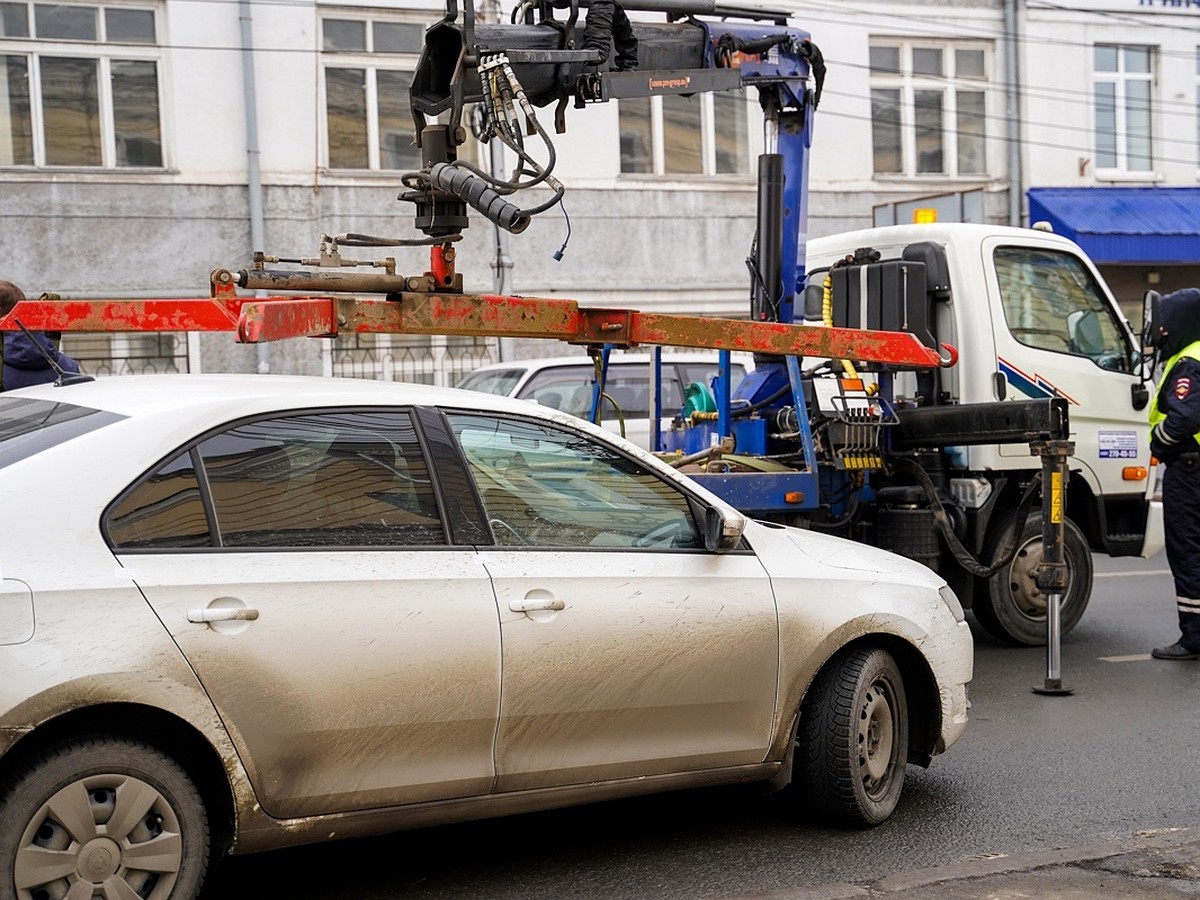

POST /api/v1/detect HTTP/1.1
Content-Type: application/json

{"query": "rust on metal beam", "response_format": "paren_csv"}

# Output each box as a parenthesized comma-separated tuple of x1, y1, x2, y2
(627, 312, 943, 368)
(1, 287, 944, 370)
(0, 298, 245, 333)
(238, 298, 339, 343)
(330, 294, 942, 368)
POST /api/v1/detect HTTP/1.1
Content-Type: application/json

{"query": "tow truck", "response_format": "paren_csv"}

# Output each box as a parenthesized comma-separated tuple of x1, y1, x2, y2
(0, 0, 1160, 667)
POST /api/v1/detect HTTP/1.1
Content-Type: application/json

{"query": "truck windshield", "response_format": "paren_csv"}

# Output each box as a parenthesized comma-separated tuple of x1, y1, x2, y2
(0, 396, 126, 471)
(993, 246, 1133, 373)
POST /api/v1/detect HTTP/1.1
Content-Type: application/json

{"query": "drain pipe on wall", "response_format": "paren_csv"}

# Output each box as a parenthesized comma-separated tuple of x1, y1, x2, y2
(1003, 0, 1024, 228)
(239, 0, 270, 374)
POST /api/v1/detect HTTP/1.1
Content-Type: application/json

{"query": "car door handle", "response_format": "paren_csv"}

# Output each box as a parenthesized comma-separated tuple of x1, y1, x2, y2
(508, 597, 565, 613)
(187, 607, 260, 623)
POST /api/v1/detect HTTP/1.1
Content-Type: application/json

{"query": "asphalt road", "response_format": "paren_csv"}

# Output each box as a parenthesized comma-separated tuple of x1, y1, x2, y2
(205, 554, 1200, 898)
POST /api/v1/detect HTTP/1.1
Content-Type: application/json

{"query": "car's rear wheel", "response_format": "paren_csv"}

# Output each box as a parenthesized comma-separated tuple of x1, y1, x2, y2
(794, 647, 908, 826)
(0, 735, 209, 900)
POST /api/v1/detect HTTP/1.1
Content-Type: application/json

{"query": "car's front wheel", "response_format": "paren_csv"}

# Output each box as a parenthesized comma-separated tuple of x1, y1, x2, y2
(794, 647, 908, 827)
(0, 735, 209, 900)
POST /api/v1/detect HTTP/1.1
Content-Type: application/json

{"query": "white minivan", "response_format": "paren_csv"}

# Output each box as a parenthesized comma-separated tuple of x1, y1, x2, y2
(457, 353, 750, 449)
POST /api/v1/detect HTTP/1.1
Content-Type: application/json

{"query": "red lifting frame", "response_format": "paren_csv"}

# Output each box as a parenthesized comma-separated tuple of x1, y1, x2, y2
(0, 280, 947, 370)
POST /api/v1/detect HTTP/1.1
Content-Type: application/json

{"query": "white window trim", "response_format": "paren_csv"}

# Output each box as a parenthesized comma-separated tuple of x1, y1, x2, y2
(619, 91, 756, 178)
(1092, 43, 1156, 177)
(318, 10, 430, 174)
(869, 39, 993, 180)
(0, 10, 166, 170)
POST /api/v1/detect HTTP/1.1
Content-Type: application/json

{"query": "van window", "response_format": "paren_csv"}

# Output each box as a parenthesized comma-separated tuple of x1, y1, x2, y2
(518, 362, 745, 419)
(456, 368, 524, 395)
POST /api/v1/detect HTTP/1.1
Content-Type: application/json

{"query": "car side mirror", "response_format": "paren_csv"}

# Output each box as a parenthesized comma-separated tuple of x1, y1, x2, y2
(704, 505, 745, 552)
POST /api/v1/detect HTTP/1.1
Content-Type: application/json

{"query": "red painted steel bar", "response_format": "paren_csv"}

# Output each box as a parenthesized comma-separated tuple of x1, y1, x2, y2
(1, 289, 947, 369)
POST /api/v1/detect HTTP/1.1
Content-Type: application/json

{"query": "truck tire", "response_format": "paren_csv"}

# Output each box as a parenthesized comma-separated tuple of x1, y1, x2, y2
(0, 735, 210, 900)
(974, 509, 1092, 646)
(794, 647, 908, 827)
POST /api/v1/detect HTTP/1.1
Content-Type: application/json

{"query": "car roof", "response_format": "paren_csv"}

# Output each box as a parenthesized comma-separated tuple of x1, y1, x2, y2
(466, 352, 749, 374)
(5, 373, 549, 418)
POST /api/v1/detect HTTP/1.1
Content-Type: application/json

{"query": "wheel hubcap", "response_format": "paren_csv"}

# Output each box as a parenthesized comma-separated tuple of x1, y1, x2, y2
(1009, 537, 1074, 621)
(858, 682, 895, 790)
(14, 774, 182, 900)
(76, 837, 122, 880)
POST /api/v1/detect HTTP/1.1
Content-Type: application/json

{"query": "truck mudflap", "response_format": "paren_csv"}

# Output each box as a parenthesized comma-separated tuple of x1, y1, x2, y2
(1142, 499, 1165, 559)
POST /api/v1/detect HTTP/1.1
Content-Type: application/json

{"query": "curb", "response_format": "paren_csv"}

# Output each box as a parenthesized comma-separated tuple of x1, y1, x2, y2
(736, 827, 1198, 899)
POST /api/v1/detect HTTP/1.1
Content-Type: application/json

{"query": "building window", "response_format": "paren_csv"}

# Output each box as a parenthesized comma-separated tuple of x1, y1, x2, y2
(869, 42, 989, 178)
(0, 1, 162, 167)
(321, 14, 427, 171)
(1093, 44, 1153, 173)
(618, 89, 752, 176)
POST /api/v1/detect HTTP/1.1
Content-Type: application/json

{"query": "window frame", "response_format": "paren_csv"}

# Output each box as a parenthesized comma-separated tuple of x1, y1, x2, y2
(104, 406, 459, 552)
(319, 11, 429, 173)
(868, 39, 991, 179)
(617, 89, 756, 177)
(992, 245, 1135, 373)
(0, 0, 165, 169)
(1092, 43, 1155, 175)
(446, 409, 707, 551)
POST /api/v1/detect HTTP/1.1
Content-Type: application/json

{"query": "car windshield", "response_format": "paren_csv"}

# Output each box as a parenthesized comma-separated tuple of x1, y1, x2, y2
(0, 396, 126, 471)
(456, 368, 525, 395)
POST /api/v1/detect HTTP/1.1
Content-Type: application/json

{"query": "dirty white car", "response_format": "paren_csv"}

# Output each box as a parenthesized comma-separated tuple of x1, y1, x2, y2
(0, 374, 971, 899)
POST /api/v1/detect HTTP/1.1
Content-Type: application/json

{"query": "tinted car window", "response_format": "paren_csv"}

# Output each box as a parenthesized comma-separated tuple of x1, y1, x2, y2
(200, 411, 445, 548)
(109, 410, 447, 549)
(108, 449, 211, 548)
(0, 397, 125, 471)
(448, 413, 701, 549)
(518, 362, 746, 419)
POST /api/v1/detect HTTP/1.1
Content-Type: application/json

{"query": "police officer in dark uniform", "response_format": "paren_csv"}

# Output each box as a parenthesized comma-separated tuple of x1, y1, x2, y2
(1148, 287, 1200, 660)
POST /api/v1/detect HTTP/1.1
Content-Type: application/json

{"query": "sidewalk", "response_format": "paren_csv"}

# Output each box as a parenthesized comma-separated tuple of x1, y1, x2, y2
(741, 828, 1200, 899)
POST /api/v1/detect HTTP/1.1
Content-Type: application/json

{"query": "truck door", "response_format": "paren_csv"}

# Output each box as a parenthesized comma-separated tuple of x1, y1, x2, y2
(983, 238, 1148, 496)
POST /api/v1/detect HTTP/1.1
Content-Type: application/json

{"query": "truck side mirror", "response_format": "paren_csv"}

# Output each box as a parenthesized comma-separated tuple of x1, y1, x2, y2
(1141, 290, 1162, 351)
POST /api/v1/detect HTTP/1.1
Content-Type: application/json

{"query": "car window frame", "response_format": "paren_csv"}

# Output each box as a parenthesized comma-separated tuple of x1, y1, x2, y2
(103, 405, 484, 553)
(441, 406, 738, 552)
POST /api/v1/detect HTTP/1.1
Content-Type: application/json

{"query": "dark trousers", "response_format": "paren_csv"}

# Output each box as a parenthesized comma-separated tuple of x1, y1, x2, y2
(1162, 459, 1200, 650)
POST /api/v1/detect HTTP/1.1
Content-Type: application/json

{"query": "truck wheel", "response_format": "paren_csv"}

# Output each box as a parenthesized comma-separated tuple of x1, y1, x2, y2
(0, 735, 210, 900)
(974, 510, 1092, 646)
(794, 647, 908, 827)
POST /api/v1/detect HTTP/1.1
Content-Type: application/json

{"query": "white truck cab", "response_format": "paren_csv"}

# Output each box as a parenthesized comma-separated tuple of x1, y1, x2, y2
(806, 223, 1163, 644)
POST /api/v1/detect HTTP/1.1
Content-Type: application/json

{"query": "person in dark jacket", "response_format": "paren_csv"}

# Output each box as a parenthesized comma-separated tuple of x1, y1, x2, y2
(1147, 287, 1200, 660)
(0, 280, 83, 390)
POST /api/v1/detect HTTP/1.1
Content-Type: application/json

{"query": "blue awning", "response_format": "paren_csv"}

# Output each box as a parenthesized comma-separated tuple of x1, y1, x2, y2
(1026, 186, 1200, 265)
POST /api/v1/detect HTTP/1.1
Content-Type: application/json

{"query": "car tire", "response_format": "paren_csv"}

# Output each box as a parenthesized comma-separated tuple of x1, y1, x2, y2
(974, 510, 1092, 647)
(794, 647, 908, 827)
(0, 735, 209, 900)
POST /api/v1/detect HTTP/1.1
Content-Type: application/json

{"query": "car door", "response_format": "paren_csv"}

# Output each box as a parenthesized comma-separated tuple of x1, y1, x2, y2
(445, 411, 778, 792)
(106, 408, 501, 819)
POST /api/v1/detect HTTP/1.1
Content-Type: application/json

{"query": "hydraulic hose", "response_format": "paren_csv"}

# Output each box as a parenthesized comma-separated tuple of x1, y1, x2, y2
(429, 163, 531, 234)
(894, 458, 1042, 577)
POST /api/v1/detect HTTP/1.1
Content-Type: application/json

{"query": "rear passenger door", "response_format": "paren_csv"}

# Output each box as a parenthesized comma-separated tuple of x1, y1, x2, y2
(107, 408, 501, 818)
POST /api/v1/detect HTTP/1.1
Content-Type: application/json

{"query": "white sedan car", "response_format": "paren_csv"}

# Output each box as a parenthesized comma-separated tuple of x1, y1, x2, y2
(0, 375, 972, 899)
